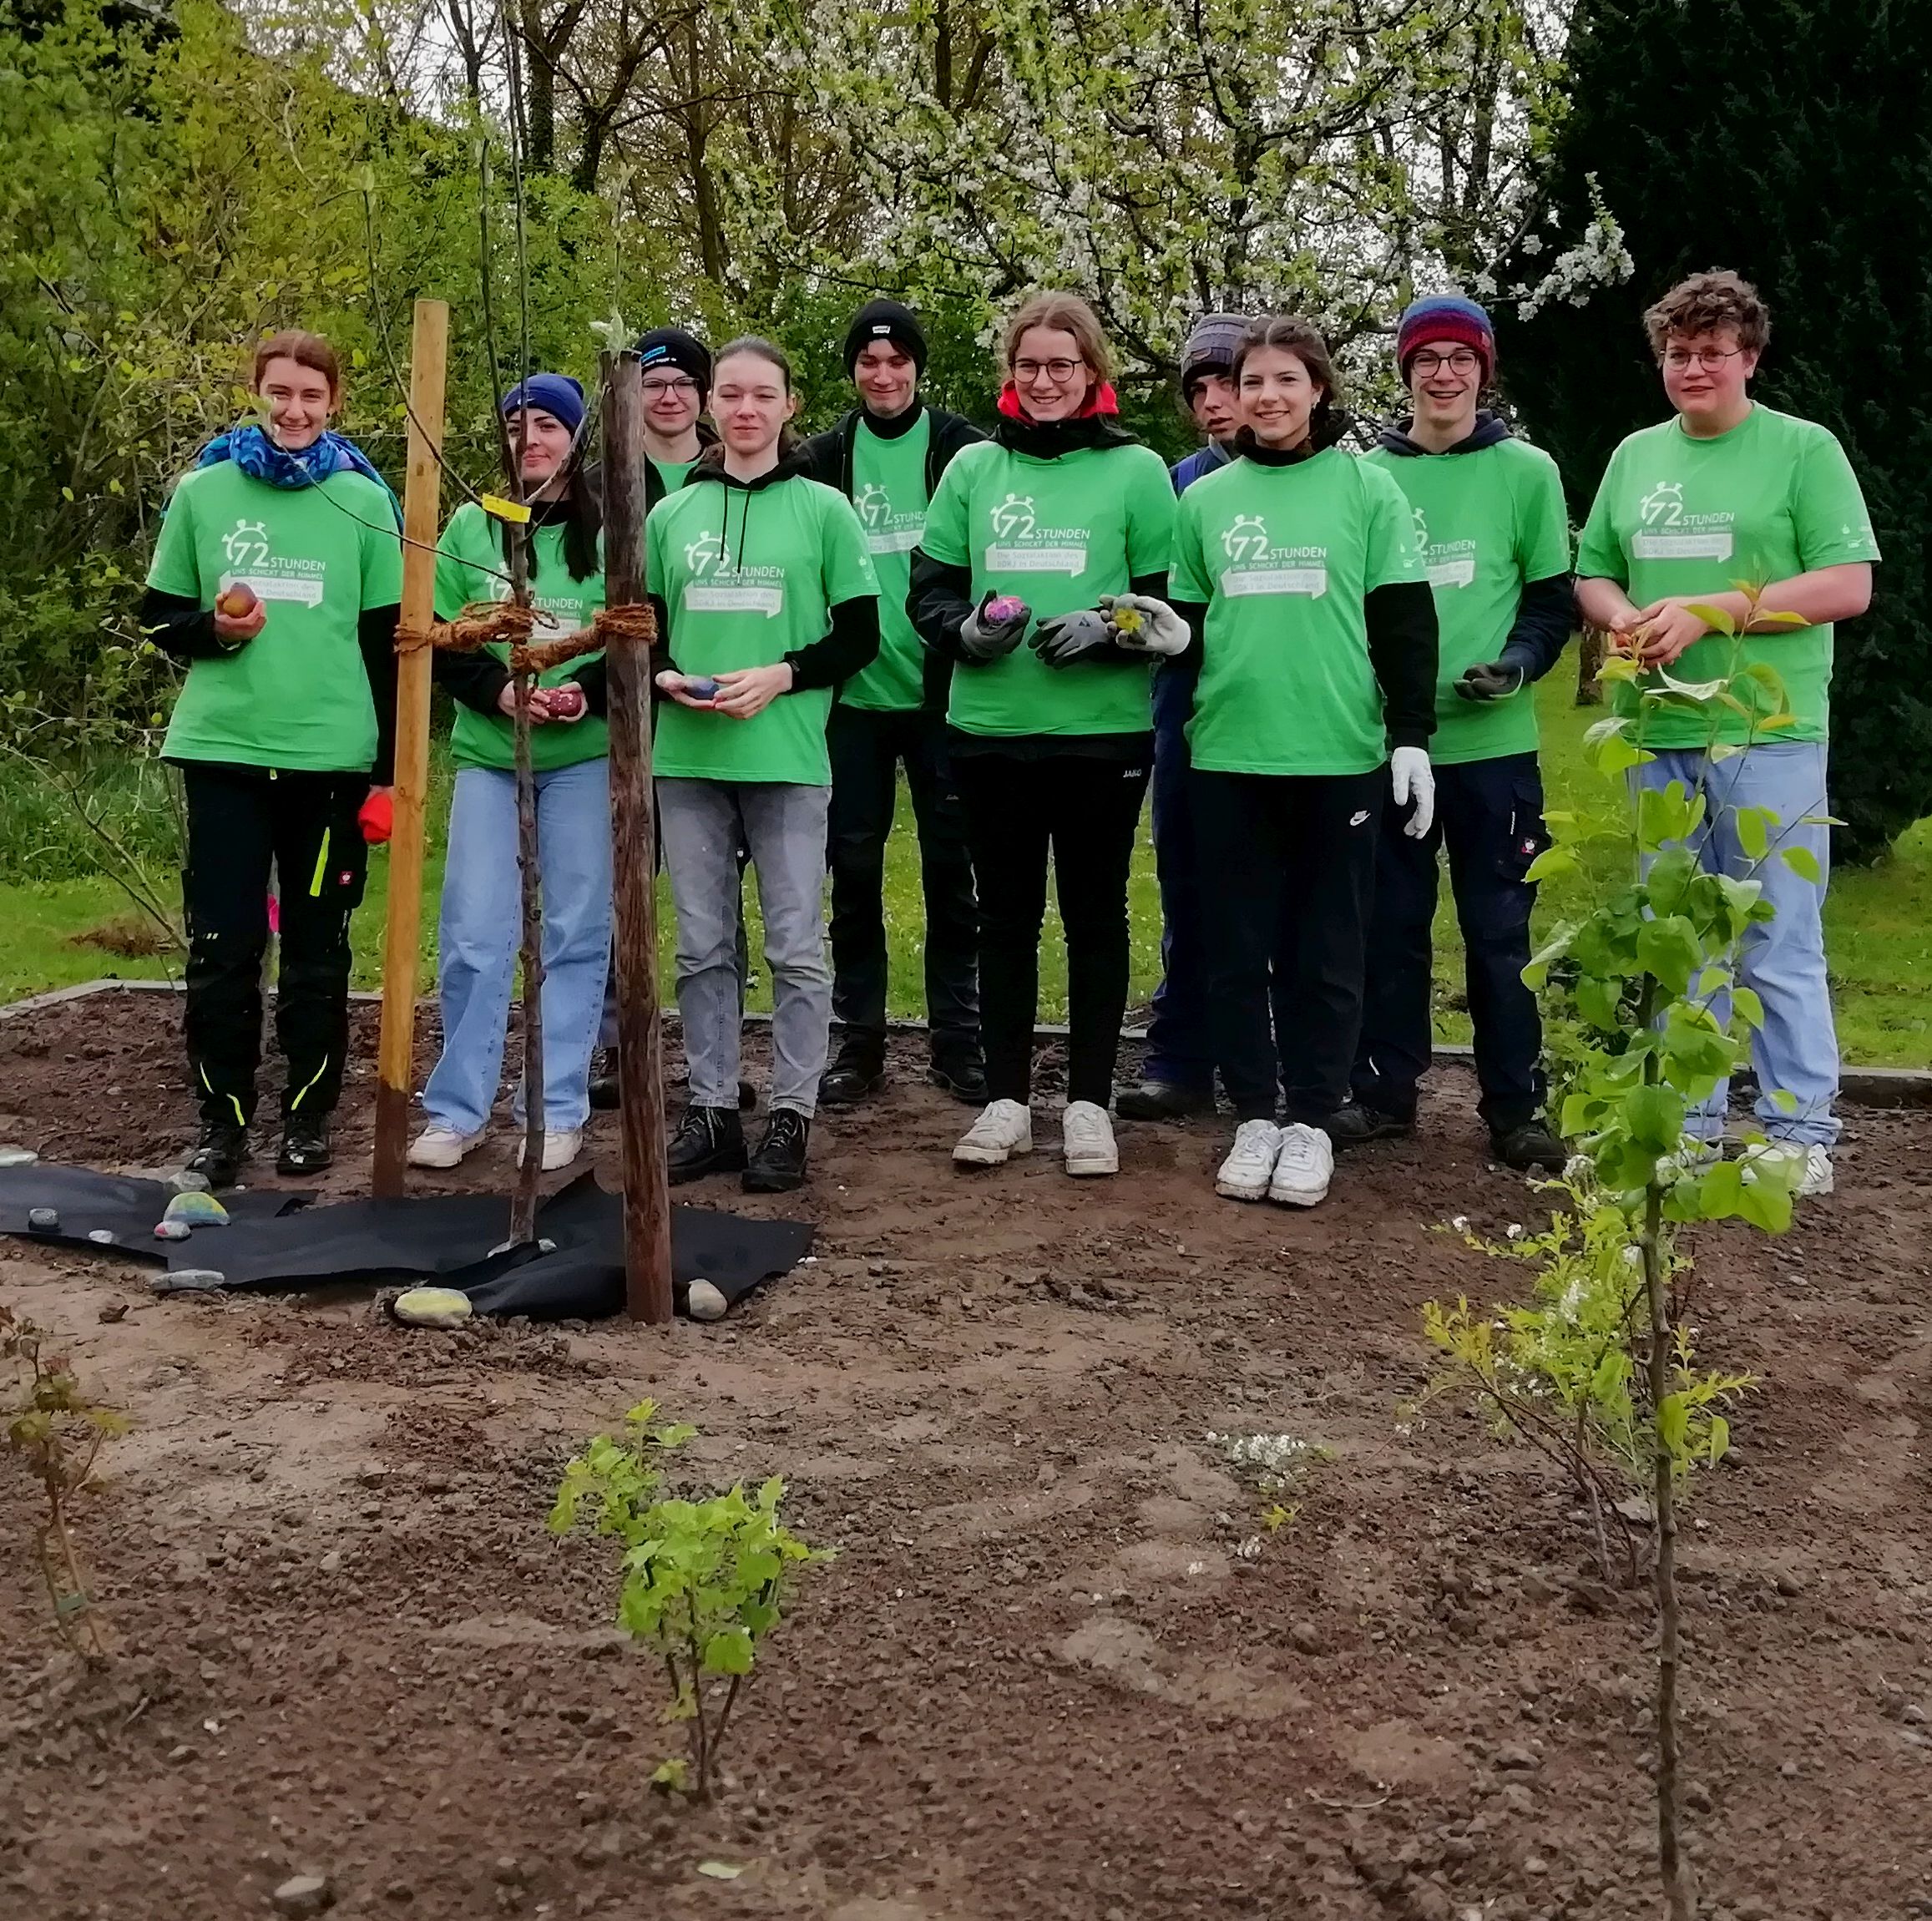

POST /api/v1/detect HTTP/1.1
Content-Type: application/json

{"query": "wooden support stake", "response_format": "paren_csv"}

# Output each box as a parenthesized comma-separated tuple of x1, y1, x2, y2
(599, 351, 674, 1322)
(372, 298, 449, 1196)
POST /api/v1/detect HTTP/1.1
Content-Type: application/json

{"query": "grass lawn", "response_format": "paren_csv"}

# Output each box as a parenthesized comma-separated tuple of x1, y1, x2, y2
(3, 679, 1928, 1065)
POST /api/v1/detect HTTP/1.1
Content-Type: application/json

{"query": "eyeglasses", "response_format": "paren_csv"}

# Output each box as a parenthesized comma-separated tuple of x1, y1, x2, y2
(1012, 357, 1084, 384)
(1409, 348, 1480, 377)
(642, 377, 699, 397)
(1661, 346, 1746, 372)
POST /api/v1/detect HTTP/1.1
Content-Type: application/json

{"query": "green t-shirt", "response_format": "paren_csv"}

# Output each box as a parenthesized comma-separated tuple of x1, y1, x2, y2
(1168, 448, 1428, 776)
(841, 413, 933, 712)
(650, 456, 698, 499)
(148, 462, 403, 771)
(1575, 405, 1880, 746)
(433, 503, 609, 772)
(645, 473, 879, 784)
(919, 437, 1176, 737)
(1363, 437, 1570, 766)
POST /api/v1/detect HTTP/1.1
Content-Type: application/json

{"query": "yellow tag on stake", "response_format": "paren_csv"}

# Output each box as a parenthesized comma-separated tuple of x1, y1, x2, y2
(481, 493, 531, 524)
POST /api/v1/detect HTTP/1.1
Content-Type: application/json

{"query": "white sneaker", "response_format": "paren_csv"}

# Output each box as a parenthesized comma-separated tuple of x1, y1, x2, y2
(407, 1125, 484, 1170)
(1742, 1140, 1834, 1198)
(1268, 1123, 1333, 1206)
(515, 1127, 584, 1172)
(1216, 1120, 1282, 1201)
(1061, 1100, 1118, 1177)
(953, 1100, 1034, 1167)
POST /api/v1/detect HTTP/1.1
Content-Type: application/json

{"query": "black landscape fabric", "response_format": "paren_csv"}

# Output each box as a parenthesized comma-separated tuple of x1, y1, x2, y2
(0, 1165, 812, 1319)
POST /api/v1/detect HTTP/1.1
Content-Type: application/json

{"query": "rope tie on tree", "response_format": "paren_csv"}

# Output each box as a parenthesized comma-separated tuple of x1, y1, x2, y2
(508, 602, 658, 674)
(396, 602, 538, 657)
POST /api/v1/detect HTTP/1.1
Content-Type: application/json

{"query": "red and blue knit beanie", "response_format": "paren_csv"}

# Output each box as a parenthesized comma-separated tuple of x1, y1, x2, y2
(1396, 295, 1495, 382)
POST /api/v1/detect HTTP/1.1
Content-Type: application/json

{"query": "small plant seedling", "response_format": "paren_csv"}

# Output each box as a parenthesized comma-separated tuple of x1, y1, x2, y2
(549, 1400, 832, 1802)
(3, 1302, 129, 1662)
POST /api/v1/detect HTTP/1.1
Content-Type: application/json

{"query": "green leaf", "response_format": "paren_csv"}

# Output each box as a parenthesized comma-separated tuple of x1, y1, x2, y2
(1636, 916, 1701, 997)
(1732, 986, 1766, 1029)
(1683, 601, 1736, 638)
(1733, 805, 1773, 862)
(703, 1625, 756, 1675)
(1525, 844, 1577, 884)
(1780, 844, 1823, 884)
(1624, 1083, 1686, 1154)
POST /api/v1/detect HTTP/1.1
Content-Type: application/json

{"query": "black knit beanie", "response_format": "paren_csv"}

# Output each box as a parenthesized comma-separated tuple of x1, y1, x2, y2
(634, 327, 712, 398)
(842, 300, 928, 376)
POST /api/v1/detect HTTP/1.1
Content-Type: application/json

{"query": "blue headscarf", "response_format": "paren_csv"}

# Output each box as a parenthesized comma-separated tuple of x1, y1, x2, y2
(195, 422, 403, 528)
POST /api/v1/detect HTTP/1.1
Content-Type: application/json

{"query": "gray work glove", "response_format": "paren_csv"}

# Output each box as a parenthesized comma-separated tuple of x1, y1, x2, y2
(1100, 593, 1190, 657)
(958, 591, 1030, 663)
(1454, 659, 1527, 702)
(1030, 607, 1120, 668)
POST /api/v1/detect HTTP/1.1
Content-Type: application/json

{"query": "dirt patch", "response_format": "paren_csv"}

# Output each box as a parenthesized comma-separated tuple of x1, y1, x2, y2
(3, 988, 1930, 1920)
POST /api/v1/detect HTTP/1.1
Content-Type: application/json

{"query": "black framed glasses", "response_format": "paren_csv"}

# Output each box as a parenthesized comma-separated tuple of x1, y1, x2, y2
(1012, 357, 1083, 383)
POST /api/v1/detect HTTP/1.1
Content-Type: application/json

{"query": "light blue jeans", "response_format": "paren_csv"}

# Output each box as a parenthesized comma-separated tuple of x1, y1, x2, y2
(424, 758, 614, 1135)
(1636, 741, 1838, 1146)
(657, 778, 832, 1115)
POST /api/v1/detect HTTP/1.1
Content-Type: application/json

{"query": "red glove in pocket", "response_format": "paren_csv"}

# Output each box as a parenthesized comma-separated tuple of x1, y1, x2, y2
(358, 790, 394, 846)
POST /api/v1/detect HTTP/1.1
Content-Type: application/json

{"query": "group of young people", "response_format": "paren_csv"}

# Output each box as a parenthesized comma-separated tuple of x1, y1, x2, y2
(142, 264, 1874, 1208)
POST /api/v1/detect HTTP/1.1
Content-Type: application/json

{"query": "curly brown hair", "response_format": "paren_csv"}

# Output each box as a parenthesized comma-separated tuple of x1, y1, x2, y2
(1642, 270, 1771, 360)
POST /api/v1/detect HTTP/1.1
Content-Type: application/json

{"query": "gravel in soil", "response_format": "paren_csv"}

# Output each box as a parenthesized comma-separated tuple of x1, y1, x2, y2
(3, 989, 1930, 1921)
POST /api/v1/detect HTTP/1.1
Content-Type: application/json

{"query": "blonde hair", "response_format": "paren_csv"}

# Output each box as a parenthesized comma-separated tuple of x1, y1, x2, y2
(1002, 292, 1113, 385)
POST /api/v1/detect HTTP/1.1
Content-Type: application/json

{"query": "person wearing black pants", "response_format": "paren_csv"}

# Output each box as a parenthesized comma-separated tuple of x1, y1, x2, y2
(1192, 768, 1387, 1128)
(950, 753, 1149, 1120)
(142, 329, 401, 1185)
(177, 766, 374, 1136)
(1338, 296, 1573, 1170)
(803, 300, 985, 1105)
(1166, 316, 1438, 1208)
(910, 291, 1179, 1178)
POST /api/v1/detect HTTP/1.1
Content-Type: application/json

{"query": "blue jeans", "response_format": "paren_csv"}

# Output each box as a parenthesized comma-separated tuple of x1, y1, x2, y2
(1637, 742, 1838, 1146)
(424, 759, 614, 1135)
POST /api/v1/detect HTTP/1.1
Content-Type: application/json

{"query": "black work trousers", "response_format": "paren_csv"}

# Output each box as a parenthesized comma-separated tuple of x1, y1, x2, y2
(952, 751, 1150, 1108)
(826, 703, 979, 1061)
(1194, 767, 1383, 1125)
(180, 763, 369, 1127)
(1353, 752, 1548, 1131)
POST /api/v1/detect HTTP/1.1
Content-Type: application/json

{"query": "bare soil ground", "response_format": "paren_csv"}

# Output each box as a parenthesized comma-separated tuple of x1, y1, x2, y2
(2, 988, 1929, 1921)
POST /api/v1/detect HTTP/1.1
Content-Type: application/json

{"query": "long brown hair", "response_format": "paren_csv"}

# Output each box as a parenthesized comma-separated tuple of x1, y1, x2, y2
(250, 329, 342, 398)
(695, 336, 801, 464)
(1230, 316, 1348, 451)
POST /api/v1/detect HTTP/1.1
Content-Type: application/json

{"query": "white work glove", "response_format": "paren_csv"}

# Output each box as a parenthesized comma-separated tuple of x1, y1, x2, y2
(1099, 592, 1190, 657)
(1389, 746, 1435, 840)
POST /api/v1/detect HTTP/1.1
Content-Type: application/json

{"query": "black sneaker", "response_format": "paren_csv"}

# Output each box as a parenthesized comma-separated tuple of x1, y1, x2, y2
(1492, 1120, 1565, 1172)
(743, 1110, 809, 1194)
(1115, 1079, 1213, 1122)
(186, 1121, 249, 1189)
(1327, 1100, 1414, 1148)
(818, 1040, 885, 1110)
(277, 1113, 333, 1176)
(587, 1047, 620, 1111)
(928, 1051, 989, 1105)
(667, 1105, 746, 1185)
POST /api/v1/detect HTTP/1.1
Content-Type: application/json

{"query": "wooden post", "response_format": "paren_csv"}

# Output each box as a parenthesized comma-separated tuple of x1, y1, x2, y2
(599, 351, 674, 1322)
(372, 298, 449, 1196)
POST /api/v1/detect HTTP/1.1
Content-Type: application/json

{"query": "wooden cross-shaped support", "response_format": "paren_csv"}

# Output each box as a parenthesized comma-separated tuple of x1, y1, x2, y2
(598, 351, 674, 1322)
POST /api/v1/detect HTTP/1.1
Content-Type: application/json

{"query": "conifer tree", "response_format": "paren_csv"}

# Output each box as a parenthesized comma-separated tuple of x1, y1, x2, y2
(1495, 0, 1932, 858)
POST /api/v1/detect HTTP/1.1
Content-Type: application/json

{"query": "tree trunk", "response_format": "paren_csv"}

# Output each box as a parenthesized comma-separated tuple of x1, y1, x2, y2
(1578, 624, 1606, 705)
